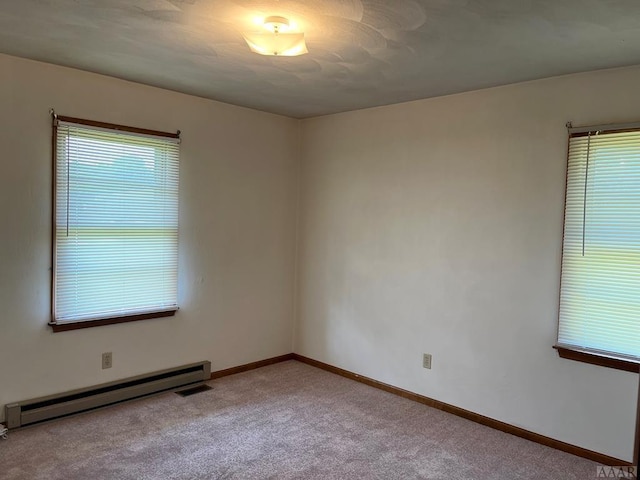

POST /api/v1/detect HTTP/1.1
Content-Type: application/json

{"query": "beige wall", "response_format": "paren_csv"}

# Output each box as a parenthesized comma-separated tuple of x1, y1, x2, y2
(0, 54, 299, 422)
(296, 66, 640, 462)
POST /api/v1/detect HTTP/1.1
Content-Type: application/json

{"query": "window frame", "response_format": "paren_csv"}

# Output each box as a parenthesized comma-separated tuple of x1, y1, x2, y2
(555, 121, 640, 372)
(49, 114, 181, 332)
(554, 345, 638, 373)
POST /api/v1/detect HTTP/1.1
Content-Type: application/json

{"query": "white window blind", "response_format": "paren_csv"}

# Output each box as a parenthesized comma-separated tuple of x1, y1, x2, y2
(558, 128, 640, 362)
(53, 120, 179, 324)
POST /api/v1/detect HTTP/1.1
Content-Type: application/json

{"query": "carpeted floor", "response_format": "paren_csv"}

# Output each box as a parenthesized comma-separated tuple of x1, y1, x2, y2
(1, 361, 598, 479)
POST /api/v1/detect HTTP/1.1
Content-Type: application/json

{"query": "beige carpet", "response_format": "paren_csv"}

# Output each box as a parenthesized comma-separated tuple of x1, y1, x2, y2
(2, 361, 597, 479)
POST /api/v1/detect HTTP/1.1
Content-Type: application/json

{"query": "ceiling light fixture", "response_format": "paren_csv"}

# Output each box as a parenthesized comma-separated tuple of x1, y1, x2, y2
(243, 16, 308, 57)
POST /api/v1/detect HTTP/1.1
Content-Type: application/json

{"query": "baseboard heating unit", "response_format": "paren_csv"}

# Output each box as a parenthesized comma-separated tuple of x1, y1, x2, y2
(5, 361, 211, 429)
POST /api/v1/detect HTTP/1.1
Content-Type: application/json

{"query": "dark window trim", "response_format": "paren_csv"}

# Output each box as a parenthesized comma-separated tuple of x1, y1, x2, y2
(554, 345, 639, 373)
(567, 120, 640, 137)
(569, 127, 640, 138)
(49, 309, 177, 333)
(56, 115, 180, 139)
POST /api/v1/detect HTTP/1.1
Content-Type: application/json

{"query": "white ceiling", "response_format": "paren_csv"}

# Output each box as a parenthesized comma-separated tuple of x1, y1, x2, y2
(1, 1, 640, 118)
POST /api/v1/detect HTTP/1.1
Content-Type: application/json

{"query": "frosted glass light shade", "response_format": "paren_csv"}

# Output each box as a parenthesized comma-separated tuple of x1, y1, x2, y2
(243, 31, 308, 56)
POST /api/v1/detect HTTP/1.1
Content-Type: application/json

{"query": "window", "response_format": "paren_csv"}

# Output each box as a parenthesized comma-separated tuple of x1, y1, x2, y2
(556, 123, 640, 371)
(51, 116, 180, 331)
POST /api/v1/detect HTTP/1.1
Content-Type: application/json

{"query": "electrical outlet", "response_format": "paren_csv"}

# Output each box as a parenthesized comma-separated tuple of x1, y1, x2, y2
(423, 353, 432, 369)
(102, 352, 113, 369)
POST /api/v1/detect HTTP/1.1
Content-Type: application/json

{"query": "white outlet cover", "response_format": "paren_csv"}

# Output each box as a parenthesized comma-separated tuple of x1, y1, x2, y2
(423, 354, 432, 369)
